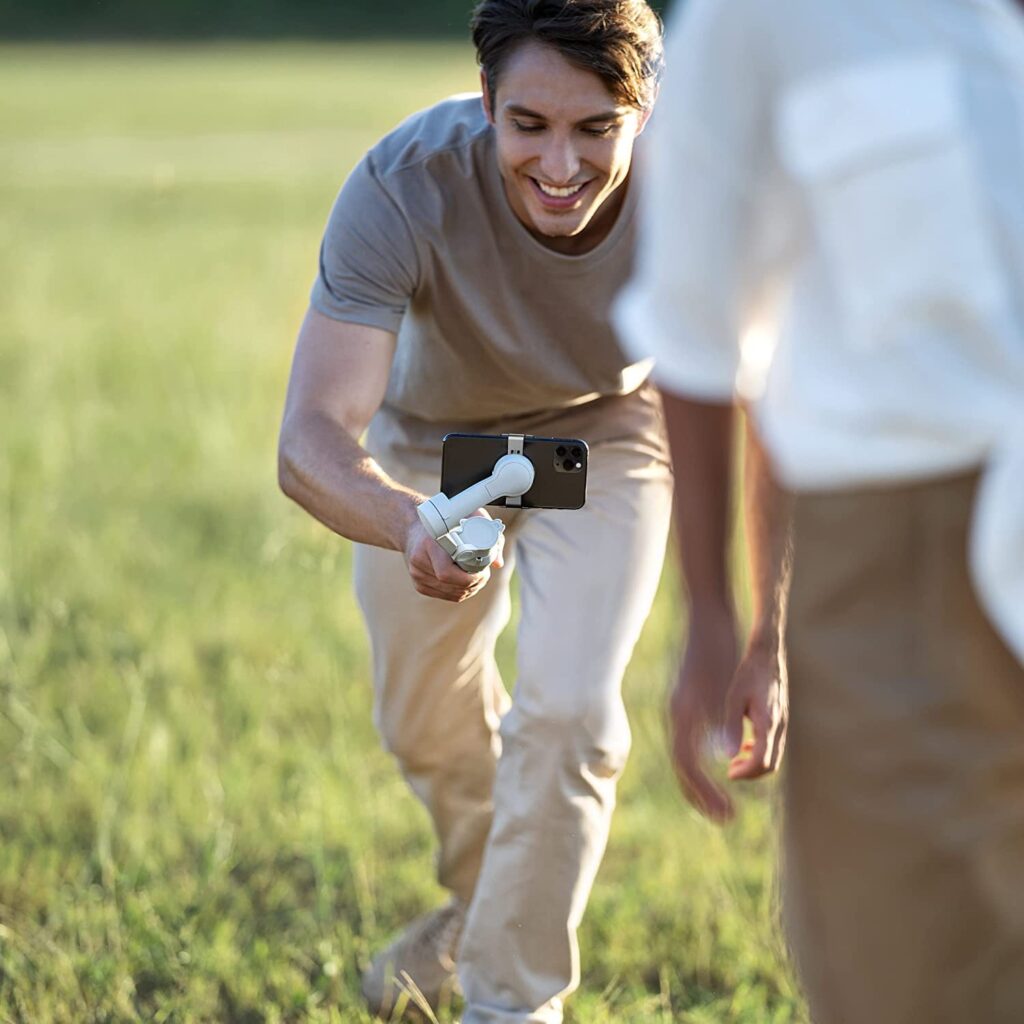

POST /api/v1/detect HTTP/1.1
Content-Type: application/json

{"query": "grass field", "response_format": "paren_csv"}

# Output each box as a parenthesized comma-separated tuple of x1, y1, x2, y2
(0, 43, 808, 1024)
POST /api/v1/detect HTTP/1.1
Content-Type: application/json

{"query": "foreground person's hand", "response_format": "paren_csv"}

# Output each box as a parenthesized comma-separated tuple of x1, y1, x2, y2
(403, 511, 503, 602)
(669, 610, 739, 822)
(724, 636, 788, 782)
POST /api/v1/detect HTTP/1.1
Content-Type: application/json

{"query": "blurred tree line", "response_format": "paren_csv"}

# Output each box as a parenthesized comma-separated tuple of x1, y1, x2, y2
(0, 0, 674, 40)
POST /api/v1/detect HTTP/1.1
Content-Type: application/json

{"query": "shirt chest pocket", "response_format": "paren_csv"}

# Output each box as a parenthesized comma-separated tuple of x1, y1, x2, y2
(777, 55, 1006, 351)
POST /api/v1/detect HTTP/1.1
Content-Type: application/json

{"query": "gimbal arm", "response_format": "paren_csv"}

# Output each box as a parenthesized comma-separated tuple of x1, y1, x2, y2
(416, 452, 535, 573)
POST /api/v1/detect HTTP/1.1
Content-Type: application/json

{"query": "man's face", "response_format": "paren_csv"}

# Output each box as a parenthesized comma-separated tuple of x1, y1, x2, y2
(483, 41, 651, 254)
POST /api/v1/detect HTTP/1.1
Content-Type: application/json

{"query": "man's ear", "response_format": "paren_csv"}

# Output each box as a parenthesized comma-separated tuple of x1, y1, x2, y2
(480, 70, 496, 124)
(636, 84, 659, 136)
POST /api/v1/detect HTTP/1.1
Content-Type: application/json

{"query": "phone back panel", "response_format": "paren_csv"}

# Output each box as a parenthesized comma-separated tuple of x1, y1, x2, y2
(440, 433, 588, 509)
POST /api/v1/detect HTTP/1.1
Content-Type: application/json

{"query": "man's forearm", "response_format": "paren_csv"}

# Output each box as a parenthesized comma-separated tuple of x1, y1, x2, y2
(742, 415, 792, 654)
(661, 392, 735, 620)
(278, 409, 424, 552)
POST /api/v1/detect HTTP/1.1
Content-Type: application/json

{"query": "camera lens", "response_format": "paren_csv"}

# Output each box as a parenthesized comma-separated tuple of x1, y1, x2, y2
(571, 447, 582, 459)
(556, 445, 567, 457)
(563, 458, 574, 471)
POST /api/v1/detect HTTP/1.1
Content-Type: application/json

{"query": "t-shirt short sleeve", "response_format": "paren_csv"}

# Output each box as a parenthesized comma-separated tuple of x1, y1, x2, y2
(309, 155, 420, 335)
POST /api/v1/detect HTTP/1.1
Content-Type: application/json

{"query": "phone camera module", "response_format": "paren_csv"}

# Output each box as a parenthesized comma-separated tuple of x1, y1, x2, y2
(553, 444, 584, 473)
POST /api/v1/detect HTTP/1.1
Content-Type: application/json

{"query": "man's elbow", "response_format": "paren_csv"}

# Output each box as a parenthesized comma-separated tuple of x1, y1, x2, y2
(277, 453, 298, 503)
(277, 419, 305, 504)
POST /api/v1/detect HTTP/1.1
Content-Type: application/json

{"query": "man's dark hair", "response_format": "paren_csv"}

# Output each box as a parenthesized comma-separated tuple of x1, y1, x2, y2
(471, 0, 664, 111)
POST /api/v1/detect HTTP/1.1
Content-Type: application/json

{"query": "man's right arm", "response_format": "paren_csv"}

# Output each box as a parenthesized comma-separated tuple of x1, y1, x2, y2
(278, 307, 493, 602)
(662, 392, 740, 822)
(661, 394, 790, 821)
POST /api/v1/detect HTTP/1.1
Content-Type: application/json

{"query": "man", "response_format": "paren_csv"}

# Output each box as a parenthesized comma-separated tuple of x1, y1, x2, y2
(616, 0, 1024, 1021)
(278, 3, 672, 1021)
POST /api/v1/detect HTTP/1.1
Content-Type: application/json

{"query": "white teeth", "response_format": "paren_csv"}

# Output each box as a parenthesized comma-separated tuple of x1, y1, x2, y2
(536, 181, 584, 198)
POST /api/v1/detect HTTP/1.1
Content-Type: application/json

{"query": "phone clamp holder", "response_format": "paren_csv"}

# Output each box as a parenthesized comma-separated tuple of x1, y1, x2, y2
(417, 434, 534, 573)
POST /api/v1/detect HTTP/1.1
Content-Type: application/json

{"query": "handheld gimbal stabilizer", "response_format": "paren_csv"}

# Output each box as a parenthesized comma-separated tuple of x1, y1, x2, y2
(416, 434, 535, 573)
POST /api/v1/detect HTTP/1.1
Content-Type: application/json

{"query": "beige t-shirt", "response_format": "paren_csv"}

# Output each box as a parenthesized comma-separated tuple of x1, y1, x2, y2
(311, 94, 666, 474)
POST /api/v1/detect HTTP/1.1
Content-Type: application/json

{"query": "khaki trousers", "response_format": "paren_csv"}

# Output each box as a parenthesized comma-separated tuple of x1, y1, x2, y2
(353, 438, 672, 1024)
(783, 472, 1024, 1024)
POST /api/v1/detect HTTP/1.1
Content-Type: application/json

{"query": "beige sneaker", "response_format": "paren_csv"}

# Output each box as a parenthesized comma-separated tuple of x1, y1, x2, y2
(362, 898, 466, 1020)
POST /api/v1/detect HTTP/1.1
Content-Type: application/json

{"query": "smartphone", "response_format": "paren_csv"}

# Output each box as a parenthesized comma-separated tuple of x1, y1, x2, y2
(440, 433, 588, 509)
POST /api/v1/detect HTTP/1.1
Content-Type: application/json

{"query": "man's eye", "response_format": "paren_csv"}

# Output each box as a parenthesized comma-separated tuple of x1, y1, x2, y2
(511, 120, 544, 133)
(583, 125, 615, 137)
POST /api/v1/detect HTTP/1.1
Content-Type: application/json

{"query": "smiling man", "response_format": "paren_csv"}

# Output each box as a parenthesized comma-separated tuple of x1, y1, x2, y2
(277, 3, 667, 1022)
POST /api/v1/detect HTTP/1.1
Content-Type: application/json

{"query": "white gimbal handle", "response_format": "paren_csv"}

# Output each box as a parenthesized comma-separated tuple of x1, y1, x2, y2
(417, 448, 535, 574)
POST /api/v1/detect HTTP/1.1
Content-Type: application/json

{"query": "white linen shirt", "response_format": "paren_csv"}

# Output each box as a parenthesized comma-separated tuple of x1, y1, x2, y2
(615, 0, 1024, 663)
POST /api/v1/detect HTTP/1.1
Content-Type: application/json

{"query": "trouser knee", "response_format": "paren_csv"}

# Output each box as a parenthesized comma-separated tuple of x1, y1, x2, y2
(501, 699, 632, 787)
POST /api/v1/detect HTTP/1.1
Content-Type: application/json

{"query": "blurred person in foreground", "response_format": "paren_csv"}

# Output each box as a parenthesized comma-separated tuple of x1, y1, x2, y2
(277, 2, 699, 1020)
(615, 0, 1024, 1021)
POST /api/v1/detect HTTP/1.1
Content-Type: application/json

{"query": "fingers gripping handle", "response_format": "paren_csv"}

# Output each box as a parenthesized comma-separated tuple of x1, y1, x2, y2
(417, 452, 535, 574)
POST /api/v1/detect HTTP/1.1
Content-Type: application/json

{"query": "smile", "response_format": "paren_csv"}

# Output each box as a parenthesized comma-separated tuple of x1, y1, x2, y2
(528, 177, 592, 210)
(534, 180, 585, 198)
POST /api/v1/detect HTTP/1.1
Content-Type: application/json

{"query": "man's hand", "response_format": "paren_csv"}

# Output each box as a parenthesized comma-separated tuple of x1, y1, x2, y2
(403, 512, 504, 603)
(670, 614, 788, 822)
(669, 610, 738, 822)
(725, 636, 788, 782)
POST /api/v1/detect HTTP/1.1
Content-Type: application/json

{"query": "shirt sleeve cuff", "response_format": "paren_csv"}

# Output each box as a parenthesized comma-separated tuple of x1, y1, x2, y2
(613, 286, 739, 403)
(309, 279, 405, 335)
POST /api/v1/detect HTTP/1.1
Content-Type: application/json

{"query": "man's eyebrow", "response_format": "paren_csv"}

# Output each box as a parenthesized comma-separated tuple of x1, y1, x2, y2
(577, 110, 626, 125)
(504, 103, 626, 125)
(505, 104, 546, 119)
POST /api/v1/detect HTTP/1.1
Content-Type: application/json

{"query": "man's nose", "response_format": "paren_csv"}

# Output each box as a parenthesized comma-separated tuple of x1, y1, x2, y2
(538, 135, 580, 184)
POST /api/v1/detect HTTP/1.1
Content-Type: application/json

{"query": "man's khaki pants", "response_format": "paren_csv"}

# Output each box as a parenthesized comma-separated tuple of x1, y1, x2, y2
(354, 438, 672, 1024)
(783, 471, 1024, 1024)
